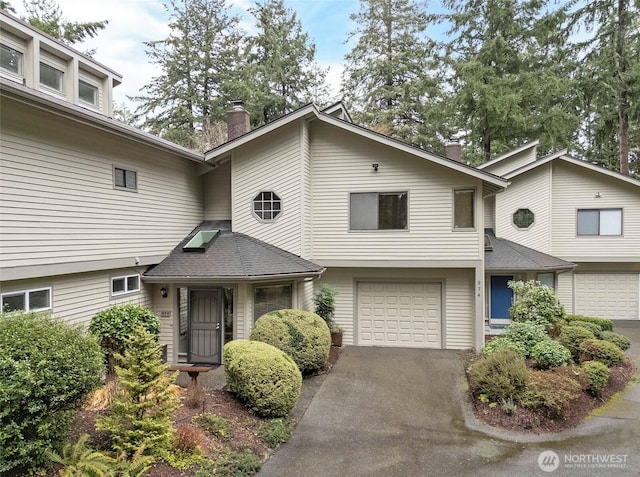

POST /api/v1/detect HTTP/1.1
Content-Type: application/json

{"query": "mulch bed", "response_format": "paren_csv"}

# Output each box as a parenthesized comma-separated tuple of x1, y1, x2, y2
(467, 356, 635, 434)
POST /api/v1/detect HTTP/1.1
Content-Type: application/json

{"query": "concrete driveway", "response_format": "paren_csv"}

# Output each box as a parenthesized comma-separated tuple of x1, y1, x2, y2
(259, 323, 640, 477)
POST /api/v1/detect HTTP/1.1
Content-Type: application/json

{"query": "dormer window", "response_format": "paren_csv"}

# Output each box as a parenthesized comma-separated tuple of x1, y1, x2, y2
(0, 43, 23, 77)
(40, 62, 64, 92)
(79, 80, 98, 106)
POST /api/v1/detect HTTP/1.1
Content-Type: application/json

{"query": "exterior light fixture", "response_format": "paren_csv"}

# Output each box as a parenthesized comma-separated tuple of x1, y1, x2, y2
(372, 163, 379, 172)
(160, 287, 168, 298)
(595, 192, 602, 198)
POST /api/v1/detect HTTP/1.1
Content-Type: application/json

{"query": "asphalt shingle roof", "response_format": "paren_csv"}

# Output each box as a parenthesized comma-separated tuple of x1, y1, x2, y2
(484, 230, 575, 272)
(144, 221, 324, 280)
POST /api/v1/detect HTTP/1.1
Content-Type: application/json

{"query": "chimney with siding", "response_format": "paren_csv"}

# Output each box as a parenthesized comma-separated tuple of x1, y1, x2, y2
(445, 139, 462, 163)
(226, 100, 250, 141)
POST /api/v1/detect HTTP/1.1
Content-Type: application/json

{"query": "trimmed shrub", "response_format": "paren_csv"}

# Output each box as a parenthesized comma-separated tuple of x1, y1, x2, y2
(224, 340, 302, 418)
(549, 365, 591, 391)
(557, 325, 595, 359)
(568, 320, 602, 338)
(250, 309, 330, 374)
(314, 284, 338, 331)
(519, 370, 582, 418)
(89, 304, 160, 374)
(599, 331, 631, 351)
(502, 322, 549, 357)
(530, 340, 572, 369)
(565, 314, 613, 332)
(482, 336, 527, 359)
(0, 312, 104, 476)
(581, 361, 610, 396)
(579, 339, 624, 367)
(508, 280, 565, 328)
(467, 349, 528, 401)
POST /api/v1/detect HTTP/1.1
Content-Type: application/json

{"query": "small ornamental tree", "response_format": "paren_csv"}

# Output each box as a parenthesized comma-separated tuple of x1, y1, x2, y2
(509, 280, 565, 329)
(96, 326, 179, 458)
(314, 284, 338, 331)
(89, 304, 160, 374)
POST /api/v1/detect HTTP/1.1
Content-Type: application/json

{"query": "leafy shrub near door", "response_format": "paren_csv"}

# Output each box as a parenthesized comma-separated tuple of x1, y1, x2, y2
(223, 340, 302, 418)
(250, 309, 330, 374)
(0, 312, 104, 476)
(508, 280, 566, 328)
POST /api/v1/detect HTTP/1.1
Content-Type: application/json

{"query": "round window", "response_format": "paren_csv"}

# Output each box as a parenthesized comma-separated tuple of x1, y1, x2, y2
(513, 208, 534, 229)
(253, 191, 281, 221)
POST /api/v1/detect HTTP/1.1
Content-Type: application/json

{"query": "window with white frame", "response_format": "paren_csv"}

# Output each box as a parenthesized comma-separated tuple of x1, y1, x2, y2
(253, 284, 292, 321)
(111, 274, 140, 296)
(40, 62, 64, 92)
(577, 208, 622, 236)
(1, 287, 52, 313)
(513, 208, 535, 229)
(253, 191, 281, 221)
(114, 166, 137, 191)
(0, 43, 23, 77)
(79, 79, 98, 106)
(453, 189, 475, 229)
(350, 192, 408, 230)
(537, 272, 555, 289)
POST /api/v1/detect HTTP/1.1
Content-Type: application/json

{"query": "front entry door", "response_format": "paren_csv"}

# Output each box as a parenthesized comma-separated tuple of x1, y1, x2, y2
(490, 275, 513, 325)
(189, 289, 222, 364)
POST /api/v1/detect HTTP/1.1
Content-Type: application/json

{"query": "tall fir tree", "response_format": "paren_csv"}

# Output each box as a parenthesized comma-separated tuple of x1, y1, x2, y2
(341, 0, 449, 152)
(243, 0, 328, 126)
(131, 0, 245, 148)
(441, 0, 578, 164)
(569, 0, 640, 176)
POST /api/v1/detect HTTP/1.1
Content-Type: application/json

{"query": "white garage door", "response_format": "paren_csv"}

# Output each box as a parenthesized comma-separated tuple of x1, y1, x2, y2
(575, 273, 639, 320)
(357, 282, 442, 348)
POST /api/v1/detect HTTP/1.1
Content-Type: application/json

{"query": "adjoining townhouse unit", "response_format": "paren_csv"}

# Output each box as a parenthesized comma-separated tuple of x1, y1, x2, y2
(480, 142, 640, 326)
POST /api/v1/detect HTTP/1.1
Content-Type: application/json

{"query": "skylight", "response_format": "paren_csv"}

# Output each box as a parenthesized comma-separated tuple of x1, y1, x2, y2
(183, 230, 218, 252)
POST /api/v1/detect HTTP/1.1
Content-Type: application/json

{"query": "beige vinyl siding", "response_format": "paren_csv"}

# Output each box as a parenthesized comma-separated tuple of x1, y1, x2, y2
(300, 121, 313, 258)
(556, 270, 574, 314)
(0, 99, 203, 270)
(232, 122, 302, 255)
(551, 161, 640, 261)
(1, 267, 152, 327)
(204, 160, 231, 220)
(310, 121, 483, 261)
(495, 164, 552, 253)
(318, 267, 475, 349)
(484, 195, 496, 230)
(482, 147, 537, 176)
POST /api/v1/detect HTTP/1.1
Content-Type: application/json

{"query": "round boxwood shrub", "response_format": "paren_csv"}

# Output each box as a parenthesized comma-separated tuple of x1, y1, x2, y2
(89, 304, 160, 373)
(502, 322, 549, 357)
(0, 312, 104, 476)
(530, 340, 572, 369)
(569, 320, 602, 338)
(581, 360, 610, 396)
(250, 309, 330, 375)
(579, 339, 624, 367)
(223, 340, 302, 418)
(557, 325, 595, 359)
(468, 349, 528, 401)
(482, 337, 527, 359)
(599, 331, 631, 351)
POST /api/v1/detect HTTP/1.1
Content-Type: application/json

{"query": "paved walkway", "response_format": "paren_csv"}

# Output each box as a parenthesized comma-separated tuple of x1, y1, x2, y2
(259, 322, 640, 477)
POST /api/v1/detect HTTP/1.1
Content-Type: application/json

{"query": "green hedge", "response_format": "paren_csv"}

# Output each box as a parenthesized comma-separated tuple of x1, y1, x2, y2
(568, 320, 603, 338)
(0, 312, 104, 475)
(223, 340, 302, 418)
(565, 314, 613, 332)
(250, 309, 330, 375)
(580, 339, 624, 367)
(599, 331, 631, 351)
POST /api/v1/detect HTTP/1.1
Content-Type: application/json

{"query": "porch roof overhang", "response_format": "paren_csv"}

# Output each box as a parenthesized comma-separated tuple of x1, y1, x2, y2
(142, 221, 325, 282)
(484, 230, 575, 273)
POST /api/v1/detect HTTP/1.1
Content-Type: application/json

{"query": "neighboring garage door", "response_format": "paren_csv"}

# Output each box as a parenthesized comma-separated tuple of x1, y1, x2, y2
(357, 282, 442, 348)
(575, 273, 639, 320)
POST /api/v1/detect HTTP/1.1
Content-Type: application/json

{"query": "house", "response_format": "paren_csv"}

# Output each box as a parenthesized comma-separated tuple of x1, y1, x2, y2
(479, 142, 640, 327)
(1, 10, 637, 367)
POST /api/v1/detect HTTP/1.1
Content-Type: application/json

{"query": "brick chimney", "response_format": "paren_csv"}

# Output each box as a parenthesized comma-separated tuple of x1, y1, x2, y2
(445, 138, 462, 162)
(226, 100, 250, 141)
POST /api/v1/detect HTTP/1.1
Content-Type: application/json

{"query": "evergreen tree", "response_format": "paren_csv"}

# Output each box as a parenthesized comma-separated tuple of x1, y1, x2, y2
(96, 327, 179, 458)
(243, 0, 328, 126)
(131, 0, 245, 147)
(0, 1, 16, 13)
(441, 0, 578, 163)
(342, 0, 448, 152)
(22, 0, 108, 48)
(569, 0, 640, 175)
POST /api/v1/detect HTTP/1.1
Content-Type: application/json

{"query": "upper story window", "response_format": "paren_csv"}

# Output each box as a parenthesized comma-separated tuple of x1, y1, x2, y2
(79, 79, 98, 106)
(111, 274, 140, 296)
(453, 189, 475, 229)
(2, 287, 52, 313)
(513, 208, 534, 229)
(577, 208, 622, 236)
(0, 43, 23, 77)
(114, 166, 137, 191)
(40, 62, 64, 92)
(253, 191, 281, 221)
(350, 192, 408, 231)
